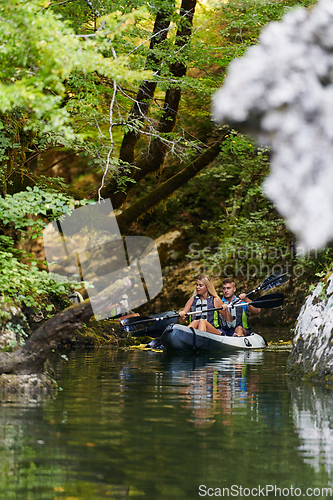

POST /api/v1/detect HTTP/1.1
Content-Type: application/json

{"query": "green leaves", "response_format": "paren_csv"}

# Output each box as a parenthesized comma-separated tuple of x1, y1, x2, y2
(0, 0, 150, 136)
(197, 131, 291, 274)
(0, 186, 77, 237)
(0, 187, 91, 318)
(0, 249, 71, 312)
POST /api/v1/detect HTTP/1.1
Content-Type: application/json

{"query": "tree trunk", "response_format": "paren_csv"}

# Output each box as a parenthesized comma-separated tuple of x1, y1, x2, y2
(105, 0, 198, 210)
(117, 133, 228, 232)
(118, 6, 174, 167)
(103, 6, 174, 205)
(0, 278, 131, 375)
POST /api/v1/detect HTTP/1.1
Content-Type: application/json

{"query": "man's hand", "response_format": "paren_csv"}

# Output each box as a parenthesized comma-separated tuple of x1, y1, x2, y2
(238, 293, 249, 302)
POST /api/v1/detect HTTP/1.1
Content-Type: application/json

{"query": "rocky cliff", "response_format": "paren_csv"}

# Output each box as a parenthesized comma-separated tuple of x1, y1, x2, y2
(288, 272, 333, 383)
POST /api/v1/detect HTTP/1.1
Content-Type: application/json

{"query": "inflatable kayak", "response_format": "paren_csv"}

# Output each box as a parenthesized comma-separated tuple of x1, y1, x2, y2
(160, 324, 267, 352)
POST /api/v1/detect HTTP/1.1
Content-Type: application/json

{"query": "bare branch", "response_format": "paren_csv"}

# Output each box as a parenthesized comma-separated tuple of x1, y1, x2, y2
(39, 0, 72, 13)
(98, 47, 118, 202)
(83, 0, 101, 18)
(126, 23, 175, 56)
(117, 134, 228, 232)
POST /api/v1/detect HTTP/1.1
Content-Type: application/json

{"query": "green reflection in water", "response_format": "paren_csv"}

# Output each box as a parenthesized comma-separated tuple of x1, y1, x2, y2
(0, 348, 331, 499)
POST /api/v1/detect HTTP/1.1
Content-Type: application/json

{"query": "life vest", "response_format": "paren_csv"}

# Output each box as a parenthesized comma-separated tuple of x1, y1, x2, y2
(190, 295, 222, 329)
(110, 294, 130, 318)
(220, 296, 248, 332)
(69, 291, 84, 304)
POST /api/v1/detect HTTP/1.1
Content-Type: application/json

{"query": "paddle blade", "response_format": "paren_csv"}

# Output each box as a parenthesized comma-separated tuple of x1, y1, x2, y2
(120, 311, 179, 336)
(121, 315, 151, 327)
(251, 292, 285, 308)
(260, 272, 289, 291)
(122, 320, 158, 334)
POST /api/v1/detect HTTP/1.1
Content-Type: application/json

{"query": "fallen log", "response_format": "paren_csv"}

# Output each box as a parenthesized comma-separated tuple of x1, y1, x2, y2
(0, 277, 131, 375)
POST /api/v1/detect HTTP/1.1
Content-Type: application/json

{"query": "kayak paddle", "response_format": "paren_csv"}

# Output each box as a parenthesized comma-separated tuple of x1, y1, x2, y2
(121, 292, 284, 332)
(233, 292, 284, 309)
(246, 270, 289, 296)
(230, 270, 289, 307)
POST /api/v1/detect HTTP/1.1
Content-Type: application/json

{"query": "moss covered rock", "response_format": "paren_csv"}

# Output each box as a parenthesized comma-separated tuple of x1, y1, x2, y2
(288, 271, 333, 384)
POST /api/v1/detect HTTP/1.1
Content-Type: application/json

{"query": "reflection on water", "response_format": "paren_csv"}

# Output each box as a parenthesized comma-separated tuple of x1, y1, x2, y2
(162, 351, 264, 428)
(290, 379, 333, 477)
(0, 348, 331, 499)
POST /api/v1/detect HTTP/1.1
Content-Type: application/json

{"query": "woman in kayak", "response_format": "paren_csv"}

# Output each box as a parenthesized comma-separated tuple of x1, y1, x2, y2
(178, 275, 232, 335)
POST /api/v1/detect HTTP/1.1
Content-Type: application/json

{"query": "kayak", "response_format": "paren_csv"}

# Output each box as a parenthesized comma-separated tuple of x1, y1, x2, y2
(121, 310, 179, 337)
(160, 324, 267, 352)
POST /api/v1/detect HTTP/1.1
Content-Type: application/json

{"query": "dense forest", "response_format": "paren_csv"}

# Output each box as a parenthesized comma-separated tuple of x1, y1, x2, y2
(0, 0, 329, 356)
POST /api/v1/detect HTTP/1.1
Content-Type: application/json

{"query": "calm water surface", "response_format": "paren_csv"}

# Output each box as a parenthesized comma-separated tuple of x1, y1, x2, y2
(0, 331, 333, 499)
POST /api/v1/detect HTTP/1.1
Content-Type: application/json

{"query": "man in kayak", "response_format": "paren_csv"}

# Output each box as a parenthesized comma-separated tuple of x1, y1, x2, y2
(221, 278, 261, 336)
(178, 275, 232, 335)
(102, 277, 139, 320)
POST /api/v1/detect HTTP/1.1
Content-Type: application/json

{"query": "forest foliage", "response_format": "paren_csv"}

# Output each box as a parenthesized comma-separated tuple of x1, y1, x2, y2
(0, 0, 325, 323)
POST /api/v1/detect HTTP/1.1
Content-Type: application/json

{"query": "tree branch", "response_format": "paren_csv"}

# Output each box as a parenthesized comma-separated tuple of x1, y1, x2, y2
(118, 7, 173, 167)
(106, 0, 198, 209)
(116, 133, 228, 232)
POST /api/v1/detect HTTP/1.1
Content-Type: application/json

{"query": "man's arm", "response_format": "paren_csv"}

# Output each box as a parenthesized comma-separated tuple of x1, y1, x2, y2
(238, 293, 261, 315)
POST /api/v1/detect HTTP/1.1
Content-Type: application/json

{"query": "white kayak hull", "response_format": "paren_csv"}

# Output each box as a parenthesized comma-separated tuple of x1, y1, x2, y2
(160, 324, 267, 352)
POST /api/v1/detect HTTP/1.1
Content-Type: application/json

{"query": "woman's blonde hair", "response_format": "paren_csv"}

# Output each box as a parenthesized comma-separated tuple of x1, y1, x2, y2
(192, 274, 219, 298)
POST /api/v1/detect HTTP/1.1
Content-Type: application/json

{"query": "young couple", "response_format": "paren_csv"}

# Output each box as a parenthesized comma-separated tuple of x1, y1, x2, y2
(178, 275, 260, 337)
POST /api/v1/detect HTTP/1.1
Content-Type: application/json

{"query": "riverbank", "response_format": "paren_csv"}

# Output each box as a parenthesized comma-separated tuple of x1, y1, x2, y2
(62, 318, 153, 350)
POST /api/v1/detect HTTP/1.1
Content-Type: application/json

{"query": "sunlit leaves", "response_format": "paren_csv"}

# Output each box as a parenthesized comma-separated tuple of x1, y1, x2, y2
(0, 187, 92, 315)
(0, 185, 92, 237)
(0, 0, 150, 136)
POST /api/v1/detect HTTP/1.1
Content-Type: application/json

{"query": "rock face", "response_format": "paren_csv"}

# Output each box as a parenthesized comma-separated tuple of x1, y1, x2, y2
(288, 273, 333, 382)
(212, 0, 333, 252)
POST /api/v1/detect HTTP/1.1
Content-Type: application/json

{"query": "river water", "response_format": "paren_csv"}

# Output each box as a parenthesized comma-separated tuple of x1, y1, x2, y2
(0, 331, 333, 499)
